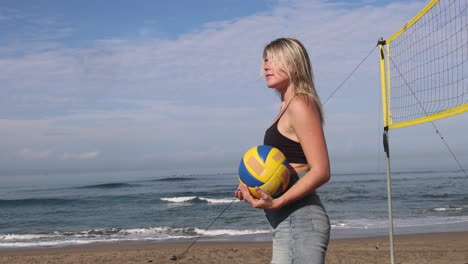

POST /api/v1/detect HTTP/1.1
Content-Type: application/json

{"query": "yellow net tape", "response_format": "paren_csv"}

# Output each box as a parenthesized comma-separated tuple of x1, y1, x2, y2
(380, 0, 468, 129)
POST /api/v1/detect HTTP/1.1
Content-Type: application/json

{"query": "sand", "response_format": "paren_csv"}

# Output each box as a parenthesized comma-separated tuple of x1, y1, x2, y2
(1, 232, 467, 264)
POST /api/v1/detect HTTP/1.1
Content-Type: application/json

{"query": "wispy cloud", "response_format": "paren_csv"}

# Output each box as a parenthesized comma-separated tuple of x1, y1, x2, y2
(16, 148, 53, 159)
(61, 151, 100, 160)
(0, 7, 25, 21)
(1, 0, 426, 115)
(2, 0, 465, 171)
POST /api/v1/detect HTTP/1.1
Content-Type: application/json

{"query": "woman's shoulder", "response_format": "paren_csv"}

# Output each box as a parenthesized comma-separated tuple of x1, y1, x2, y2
(286, 94, 322, 125)
(288, 94, 318, 113)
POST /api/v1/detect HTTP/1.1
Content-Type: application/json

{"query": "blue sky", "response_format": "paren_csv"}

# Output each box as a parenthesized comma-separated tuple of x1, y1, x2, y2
(1, 1, 274, 43)
(1, 0, 467, 175)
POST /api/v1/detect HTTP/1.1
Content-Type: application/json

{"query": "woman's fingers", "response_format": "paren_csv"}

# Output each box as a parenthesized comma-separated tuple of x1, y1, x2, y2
(255, 187, 271, 200)
(235, 184, 244, 200)
(239, 184, 257, 204)
(235, 189, 244, 200)
(238, 184, 275, 209)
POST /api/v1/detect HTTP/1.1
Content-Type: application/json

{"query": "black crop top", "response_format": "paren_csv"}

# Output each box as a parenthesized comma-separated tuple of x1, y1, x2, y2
(264, 104, 307, 164)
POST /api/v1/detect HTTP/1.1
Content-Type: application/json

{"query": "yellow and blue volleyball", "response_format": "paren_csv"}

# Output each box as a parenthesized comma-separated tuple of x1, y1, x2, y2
(238, 145, 290, 199)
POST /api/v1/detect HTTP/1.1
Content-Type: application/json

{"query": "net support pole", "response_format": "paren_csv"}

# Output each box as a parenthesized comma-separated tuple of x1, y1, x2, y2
(383, 128, 395, 264)
(378, 37, 396, 264)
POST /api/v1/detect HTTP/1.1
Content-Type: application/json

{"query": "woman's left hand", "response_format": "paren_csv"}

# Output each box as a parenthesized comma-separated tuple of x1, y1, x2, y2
(238, 184, 279, 210)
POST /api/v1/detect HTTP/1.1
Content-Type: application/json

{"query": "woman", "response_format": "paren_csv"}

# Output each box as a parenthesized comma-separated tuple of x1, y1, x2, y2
(235, 38, 331, 264)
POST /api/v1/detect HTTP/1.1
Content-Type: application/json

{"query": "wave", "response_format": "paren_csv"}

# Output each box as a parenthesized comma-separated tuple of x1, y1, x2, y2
(433, 207, 463, 212)
(332, 170, 440, 177)
(0, 197, 77, 207)
(330, 215, 468, 229)
(161, 196, 239, 204)
(334, 171, 380, 176)
(0, 227, 269, 249)
(325, 197, 384, 204)
(76, 183, 137, 189)
(420, 193, 452, 199)
(333, 169, 464, 178)
(152, 177, 194, 182)
(0, 194, 237, 208)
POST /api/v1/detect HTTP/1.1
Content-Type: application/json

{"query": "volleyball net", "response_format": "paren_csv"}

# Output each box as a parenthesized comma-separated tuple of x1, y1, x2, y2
(379, 0, 467, 129)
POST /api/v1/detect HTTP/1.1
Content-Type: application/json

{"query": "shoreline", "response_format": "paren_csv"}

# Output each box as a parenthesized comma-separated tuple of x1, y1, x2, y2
(1, 231, 467, 263)
(3, 219, 468, 252)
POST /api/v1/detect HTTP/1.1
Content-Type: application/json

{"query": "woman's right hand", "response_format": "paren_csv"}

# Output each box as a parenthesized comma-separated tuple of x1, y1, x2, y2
(234, 184, 244, 200)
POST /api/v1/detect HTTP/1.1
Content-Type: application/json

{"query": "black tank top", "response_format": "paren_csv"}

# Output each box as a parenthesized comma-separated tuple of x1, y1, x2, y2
(264, 102, 307, 164)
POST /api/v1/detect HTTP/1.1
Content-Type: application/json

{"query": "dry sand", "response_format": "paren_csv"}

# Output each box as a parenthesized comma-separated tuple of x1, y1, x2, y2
(1, 232, 467, 264)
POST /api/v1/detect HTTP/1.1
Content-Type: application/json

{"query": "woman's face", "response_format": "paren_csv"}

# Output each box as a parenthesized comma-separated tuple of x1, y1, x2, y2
(263, 54, 289, 90)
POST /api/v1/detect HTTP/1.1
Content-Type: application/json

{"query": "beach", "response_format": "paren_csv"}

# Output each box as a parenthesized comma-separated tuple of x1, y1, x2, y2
(1, 231, 467, 264)
(2, 169, 467, 262)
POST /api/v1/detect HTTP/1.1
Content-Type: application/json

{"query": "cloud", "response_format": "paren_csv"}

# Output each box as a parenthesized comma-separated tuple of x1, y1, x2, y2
(14, 147, 100, 161)
(1, 0, 427, 117)
(16, 148, 53, 159)
(61, 151, 100, 160)
(0, 7, 24, 21)
(2, 0, 465, 172)
(0, 7, 74, 44)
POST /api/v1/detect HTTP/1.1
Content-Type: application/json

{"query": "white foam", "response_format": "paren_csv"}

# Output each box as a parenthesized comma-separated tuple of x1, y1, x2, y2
(330, 215, 468, 230)
(120, 227, 266, 237)
(1, 234, 59, 240)
(0, 237, 160, 248)
(194, 228, 269, 236)
(199, 197, 240, 204)
(120, 227, 177, 236)
(0, 227, 270, 249)
(433, 207, 462, 212)
(161, 196, 239, 204)
(160, 196, 196, 203)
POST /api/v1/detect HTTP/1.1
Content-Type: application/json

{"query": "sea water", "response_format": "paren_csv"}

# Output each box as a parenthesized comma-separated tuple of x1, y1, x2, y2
(0, 168, 467, 249)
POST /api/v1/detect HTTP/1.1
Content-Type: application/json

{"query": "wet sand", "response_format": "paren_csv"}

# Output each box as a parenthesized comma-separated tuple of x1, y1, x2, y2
(1, 232, 467, 264)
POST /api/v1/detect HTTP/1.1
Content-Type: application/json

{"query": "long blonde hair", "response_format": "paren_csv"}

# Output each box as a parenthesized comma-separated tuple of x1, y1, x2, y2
(263, 38, 324, 123)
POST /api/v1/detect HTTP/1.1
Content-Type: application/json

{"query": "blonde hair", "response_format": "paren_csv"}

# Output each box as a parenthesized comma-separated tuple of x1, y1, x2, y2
(263, 38, 324, 123)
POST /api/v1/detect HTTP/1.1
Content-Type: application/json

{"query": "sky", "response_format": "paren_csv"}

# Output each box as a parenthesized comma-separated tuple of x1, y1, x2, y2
(1, 0, 467, 176)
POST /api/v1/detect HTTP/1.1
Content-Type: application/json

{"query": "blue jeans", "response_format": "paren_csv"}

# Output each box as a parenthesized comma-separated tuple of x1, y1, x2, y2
(264, 173, 330, 264)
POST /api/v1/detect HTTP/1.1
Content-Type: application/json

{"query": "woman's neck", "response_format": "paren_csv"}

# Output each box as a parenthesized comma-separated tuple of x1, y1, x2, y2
(280, 86, 295, 103)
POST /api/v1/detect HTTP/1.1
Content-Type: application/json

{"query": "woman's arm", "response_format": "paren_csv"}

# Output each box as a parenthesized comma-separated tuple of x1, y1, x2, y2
(274, 95, 330, 208)
(239, 96, 330, 210)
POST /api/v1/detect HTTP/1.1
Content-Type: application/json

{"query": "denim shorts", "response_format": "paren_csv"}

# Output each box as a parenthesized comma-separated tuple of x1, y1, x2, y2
(264, 173, 330, 264)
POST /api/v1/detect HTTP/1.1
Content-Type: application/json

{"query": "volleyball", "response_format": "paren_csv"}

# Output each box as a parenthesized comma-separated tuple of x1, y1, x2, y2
(238, 145, 290, 199)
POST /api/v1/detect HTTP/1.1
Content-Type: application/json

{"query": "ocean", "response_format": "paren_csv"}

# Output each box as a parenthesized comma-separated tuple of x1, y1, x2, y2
(1, 168, 467, 249)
